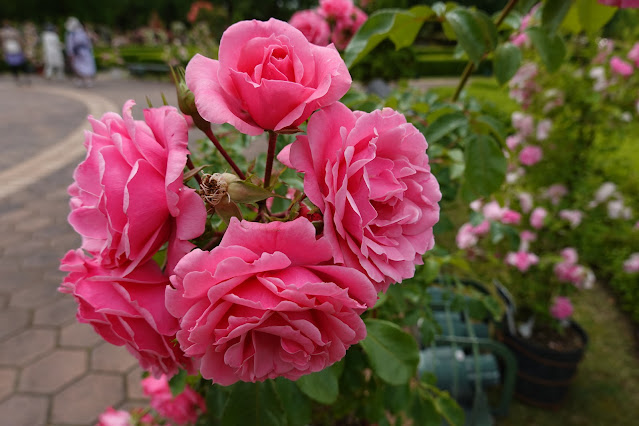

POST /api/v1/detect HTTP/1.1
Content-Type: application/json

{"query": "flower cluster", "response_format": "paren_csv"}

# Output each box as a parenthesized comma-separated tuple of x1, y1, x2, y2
(289, 0, 367, 50)
(60, 18, 440, 388)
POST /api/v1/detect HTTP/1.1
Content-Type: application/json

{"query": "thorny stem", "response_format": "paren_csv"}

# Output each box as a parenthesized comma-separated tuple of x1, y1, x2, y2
(452, 0, 520, 102)
(264, 130, 278, 189)
(186, 156, 202, 186)
(203, 127, 246, 180)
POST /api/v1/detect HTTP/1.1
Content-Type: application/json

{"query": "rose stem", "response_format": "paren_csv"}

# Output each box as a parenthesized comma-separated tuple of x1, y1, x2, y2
(203, 127, 246, 180)
(186, 155, 202, 186)
(452, 0, 519, 102)
(263, 130, 278, 188)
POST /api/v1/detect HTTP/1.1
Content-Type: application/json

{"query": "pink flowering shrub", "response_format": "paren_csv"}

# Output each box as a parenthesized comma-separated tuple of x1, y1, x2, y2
(67, 101, 206, 275)
(166, 218, 377, 384)
(96, 407, 133, 426)
(278, 102, 441, 291)
(186, 18, 351, 135)
(142, 375, 206, 425)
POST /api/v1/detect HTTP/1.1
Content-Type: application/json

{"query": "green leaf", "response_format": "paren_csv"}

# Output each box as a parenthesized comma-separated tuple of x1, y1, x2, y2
(205, 385, 229, 422)
(493, 43, 522, 86)
(526, 27, 566, 73)
(360, 319, 420, 385)
(445, 8, 488, 64)
(577, 0, 618, 33)
(168, 369, 187, 397)
(221, 381, 286, 426)
(410, 393, 441, 426)
(273, 378, 312, 425)
(389, 6, 434, 49)
(344, 9, 406, 68)
(463, 134, 507, 198)
(541, 0, 573, 34)
(434, 392, 465, 426)
(470, 9, 498, 52)
(424, 112, 468, 144)
(295, 365, 340, 405)
(474, 114, 507, 143)
(384, 384, 411, 414)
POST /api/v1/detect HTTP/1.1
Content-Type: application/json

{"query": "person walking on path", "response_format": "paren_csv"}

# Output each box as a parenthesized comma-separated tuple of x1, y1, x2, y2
(42, 23, 65, 79)
(65, 16, 96, 87)
(1, 20, 30, 85)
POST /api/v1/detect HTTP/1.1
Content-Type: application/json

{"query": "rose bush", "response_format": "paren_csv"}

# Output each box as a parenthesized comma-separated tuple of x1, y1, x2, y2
(186, 18, 351, 135)
(142, 375, 206, 425)
(166, 218, 377, 385)
(278, 102, 441, 291)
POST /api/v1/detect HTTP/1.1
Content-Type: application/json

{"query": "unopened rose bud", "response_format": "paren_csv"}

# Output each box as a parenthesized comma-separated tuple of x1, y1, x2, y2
(172, 66, 210, 132)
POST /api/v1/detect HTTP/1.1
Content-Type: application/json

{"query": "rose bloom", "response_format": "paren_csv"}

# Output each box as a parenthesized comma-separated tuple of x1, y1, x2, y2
(518, 192, 533, 213)
(559, 209, 583, 228)
(506, 134, 522, 150)
(482, 200, 505, 221)
(166, 218, 377, 385)
(278, 102, 441, 291)
(561, 247, 579, 264)
(550, 297, 573, 320)
(623, 253, 639, 273)
(530, 207, 547, 229)
(59, 250, 195, 377)
(519, 145, 543, 166)
(67, 101, 206, 275)
(142, 375, 206, 425)
(97, 407, 132, 426)
(505, 251, 539, 272)
(289, 10, 331, 46)
(594, 182, 617, 204)
(501, 209, 521, 225)
(598, 0, 639, 8)
(610, 56, 634, 77)
(473, 220, 491, 235)
(318, 0, 354, 20)
(510, 32, 529, 48)
(536, 119, 552, 141)
(628, 42, 639, 67)
(186, 18, 351, 136)
(544, 183, 568, 205)
(331, 7, 367, 50)
(456, 223, 479, 249)
(511, 112, 534, 139)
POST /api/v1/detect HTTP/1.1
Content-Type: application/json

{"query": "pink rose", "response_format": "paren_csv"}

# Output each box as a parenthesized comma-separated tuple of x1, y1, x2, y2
(544, 183, 568, 205)
(331, 7, 368, 50)
(520, 230, 536, 242)
(59, 250, 195, 377)
(530, 207, 547, 229)
(142, 375, 206, 425)
(97, 407, 132, 426)
(511, 112, 534, 139)
(610, 56, 634, 77)
(560, 247, 579, 264)
(505, 251, 539, 272)
(278, 102, 441, 291)
(559, 209, 583, 228)
(67, 100, 206, 275)
(518, 192, 533, 213)
(319, 0, 354, 20)
(510, 32, 529, 48)
(186, 19, 351, 136)
(473, 220, 491, 235)
(166, 218, 377, 385)
(289, 10, 331, 46)
(598, 0, 639, 8)
(482, 200, 505, 221)
(501, 209, 522, 225)
(506, 134, 522, 150)
(550, 297, 573, 320)
(628, 42, 639, 67)
(519, 145, 543, 166)
(456, 223, 478, 249)
(536, 119, 552, 141)
(623, 253, 639, 273)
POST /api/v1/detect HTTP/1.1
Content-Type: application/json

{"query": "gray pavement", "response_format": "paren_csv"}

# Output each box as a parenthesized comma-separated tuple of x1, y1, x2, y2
(0, 72, 183, 426)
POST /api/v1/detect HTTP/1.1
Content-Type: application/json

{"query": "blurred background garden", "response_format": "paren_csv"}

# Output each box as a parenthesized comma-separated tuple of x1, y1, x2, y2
(1, 0, 639, 425)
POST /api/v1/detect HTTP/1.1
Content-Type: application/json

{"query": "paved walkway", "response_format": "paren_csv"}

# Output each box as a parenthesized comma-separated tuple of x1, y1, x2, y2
(0, 73, 184, 426)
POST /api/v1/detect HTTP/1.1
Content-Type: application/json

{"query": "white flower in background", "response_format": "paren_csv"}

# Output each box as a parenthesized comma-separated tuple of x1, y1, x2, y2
(536, 119, 552, 141)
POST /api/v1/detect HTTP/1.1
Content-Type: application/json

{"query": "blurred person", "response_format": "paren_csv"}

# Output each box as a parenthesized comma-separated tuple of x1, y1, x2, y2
(1, 20, 30, 85)
(42, 23, 65, 79)
(65, 16, 96, 87)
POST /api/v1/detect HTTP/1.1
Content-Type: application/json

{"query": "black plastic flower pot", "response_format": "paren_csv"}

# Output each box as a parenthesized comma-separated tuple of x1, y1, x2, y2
(499, 321, 588, 410)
